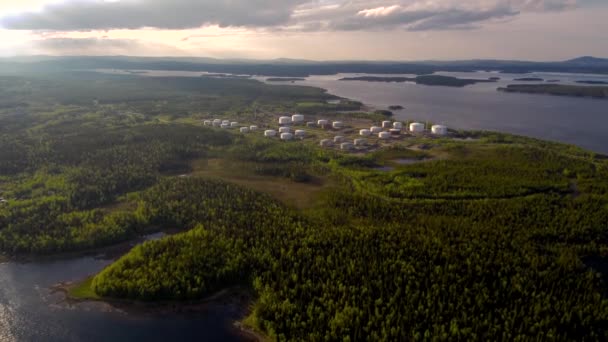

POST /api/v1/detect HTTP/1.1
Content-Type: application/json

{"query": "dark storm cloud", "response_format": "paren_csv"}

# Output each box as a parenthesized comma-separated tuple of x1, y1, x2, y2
(0, 0, 582, 32)
(1, 0, 308, 30)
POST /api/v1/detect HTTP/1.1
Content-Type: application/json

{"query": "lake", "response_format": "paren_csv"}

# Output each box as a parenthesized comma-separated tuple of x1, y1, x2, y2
(0, 236, 247, 342)
(100, 68, 608, 154)
(281, 71, 608, 154)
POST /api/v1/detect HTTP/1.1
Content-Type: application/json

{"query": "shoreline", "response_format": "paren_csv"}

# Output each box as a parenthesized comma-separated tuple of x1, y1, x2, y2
(52, 281, 266, 341)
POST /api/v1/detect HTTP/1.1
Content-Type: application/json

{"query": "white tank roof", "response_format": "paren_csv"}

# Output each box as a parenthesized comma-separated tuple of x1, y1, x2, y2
(410, 123, 425, 132)
(280, 133, 294, 140)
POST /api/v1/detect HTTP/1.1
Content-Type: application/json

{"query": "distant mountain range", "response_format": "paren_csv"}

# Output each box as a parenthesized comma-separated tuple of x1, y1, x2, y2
(1, 56, 607, 77)
(564, 56, 608, 66)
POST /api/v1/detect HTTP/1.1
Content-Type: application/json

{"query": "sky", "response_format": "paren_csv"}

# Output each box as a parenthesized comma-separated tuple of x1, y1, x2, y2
(0, 0, 606, 61)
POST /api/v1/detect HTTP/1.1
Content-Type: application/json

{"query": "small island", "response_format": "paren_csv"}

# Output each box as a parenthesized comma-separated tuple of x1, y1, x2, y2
(340, 75, 497, 87)
(266, 77, 306, 82)
(513, 77, 544, 81)
(576, 80, 608, 85)
(388, 105, 404, 110)
(498, 84, 608, 98)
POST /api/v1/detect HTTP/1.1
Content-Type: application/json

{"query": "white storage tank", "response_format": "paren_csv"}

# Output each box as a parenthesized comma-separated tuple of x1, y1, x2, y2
(281, 133, 294, 141)
(292, 114, 305, 123)
(340, 142, 354, 150)
(240, 127, 250, 133)
(382, 121, 392, 129)
(332, 121, 344, 129)
(393, 122, 403, 130)
(389, 129, 401, 135)
(222, 120, 230, 125)
(279, 126, 291, 134)
(370, 126, 383, 134)
(354, 139, 367, 146)
(203, 120, 212, 126)
(432, 125, 448, 136)
(294, 130, 306, 138)
(213, 119, 222, 127)
(379, 132, 391, 140)
(334, 136, 345, 143)
(221, 123, 230, 129)
(320, 139, 333, 147)
(279, 116, 292, 125)
(264, 130, 277, 137)
(360, 129, 371, 136)
(318, 119, 329, 127)
(230, 122, 239, 128)
(250, 125, 259, 131)
(410, 122, 425, 133)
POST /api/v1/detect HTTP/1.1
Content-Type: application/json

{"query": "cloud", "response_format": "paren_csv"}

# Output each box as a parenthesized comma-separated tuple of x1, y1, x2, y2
(31, 37, 184, 56)
(0, 0, 582, 32)
(1, 0, 308, 30)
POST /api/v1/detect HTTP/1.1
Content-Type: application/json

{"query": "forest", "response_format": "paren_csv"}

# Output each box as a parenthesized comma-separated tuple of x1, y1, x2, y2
(2, 71, 608, 340)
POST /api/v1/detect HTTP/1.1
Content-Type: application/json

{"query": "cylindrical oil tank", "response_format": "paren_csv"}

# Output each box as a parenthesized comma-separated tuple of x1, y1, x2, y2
(354, 139, 367, 146)
(203, 120, 212, 126)
(389, 129, 401, 135)
(279, 126, 291, 134)
(432, 125, 448, 135)
(332, 121, 344, 129)
(279, 116, 292, 125)
(378, 132, 391, 140)
(281, 133, 294, 141)
(221, 123, 230, 129)
(340, 142, 354, 150)
(264, 130, 277, 137)
(240, 127, 250, 133)
(230, 122, 239, 128)
(360, 129, 371, 136)
(318, 119, 329, 127)
(382, 121, 392, 129)
(292, 114, 304, 123)
(294, 130, 306, 138)
(370, 126, 383, 134)
(250, 125, 259, 131)
(410, 123, 425, 133)
(393, 122, 403, 130)
(334, 136, 345, 143)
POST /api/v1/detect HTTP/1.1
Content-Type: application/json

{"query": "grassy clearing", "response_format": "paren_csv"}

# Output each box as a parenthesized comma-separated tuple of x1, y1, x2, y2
(68, 277, 101, 300)
(189, 158, 333, 209)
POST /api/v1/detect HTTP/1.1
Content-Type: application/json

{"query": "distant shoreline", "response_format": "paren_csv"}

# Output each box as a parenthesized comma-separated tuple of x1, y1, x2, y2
(498, 84, 608, 99)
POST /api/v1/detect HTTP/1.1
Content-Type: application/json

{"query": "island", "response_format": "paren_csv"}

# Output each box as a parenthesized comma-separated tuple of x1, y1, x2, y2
(576, 80, 608, 85)
(513, 77, 544, 81)
(266, 77, 306, 82)
(498, 84, 608, 98)
(388, 105, 404, 110)
(340, 75, 498, 87)
(2, 70, 608, 341)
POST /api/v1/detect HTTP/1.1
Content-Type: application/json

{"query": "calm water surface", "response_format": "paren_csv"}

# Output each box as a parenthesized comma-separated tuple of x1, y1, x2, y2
(288, 71, 608, 154)
(100, 68, 608, 154)
(0, 238, 246, 341)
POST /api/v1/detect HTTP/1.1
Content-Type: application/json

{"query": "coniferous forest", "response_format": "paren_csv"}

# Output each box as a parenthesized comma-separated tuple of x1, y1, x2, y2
(1, 72, 608, 340)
